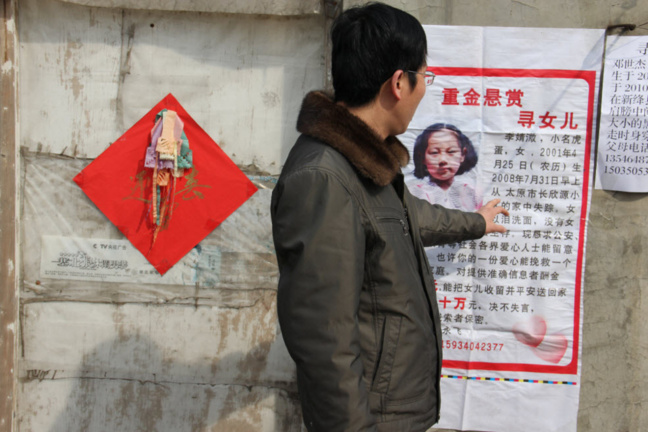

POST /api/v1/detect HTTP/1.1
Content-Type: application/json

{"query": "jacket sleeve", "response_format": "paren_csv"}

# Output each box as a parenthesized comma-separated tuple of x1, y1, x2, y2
(271, 168, 376, 432)
(405, 189, 487, 247)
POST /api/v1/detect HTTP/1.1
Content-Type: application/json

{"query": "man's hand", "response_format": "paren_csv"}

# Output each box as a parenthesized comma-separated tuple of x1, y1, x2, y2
(477, 199, 509, 234)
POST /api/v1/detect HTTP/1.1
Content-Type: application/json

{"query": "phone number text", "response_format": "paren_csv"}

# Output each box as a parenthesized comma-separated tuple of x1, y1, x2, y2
(444, 340, 504, 352)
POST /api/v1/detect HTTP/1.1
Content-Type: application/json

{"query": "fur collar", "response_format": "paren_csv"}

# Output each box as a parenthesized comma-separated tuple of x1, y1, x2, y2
(296, 91, 410, 187)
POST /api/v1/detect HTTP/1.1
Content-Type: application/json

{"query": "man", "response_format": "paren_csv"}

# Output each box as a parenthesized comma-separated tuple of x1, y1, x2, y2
(271, 3, 508, 431)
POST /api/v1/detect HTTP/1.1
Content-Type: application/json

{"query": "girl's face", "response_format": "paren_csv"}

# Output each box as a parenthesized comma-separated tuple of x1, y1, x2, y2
(424, 129, 466, 186)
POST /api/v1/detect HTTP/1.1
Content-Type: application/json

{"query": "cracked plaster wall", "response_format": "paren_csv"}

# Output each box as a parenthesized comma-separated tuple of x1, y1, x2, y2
(12, 0, 648, 431)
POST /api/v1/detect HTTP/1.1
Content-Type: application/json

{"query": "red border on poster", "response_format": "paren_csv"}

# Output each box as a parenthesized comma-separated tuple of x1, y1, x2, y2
(430, 67, 596, 375)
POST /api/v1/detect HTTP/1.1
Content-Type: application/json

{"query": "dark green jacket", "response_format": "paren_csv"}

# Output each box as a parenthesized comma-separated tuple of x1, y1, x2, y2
(271, 92, 486, 432)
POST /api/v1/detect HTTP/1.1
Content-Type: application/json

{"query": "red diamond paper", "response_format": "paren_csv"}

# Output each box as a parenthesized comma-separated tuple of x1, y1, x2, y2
(74, 93, 258, 275)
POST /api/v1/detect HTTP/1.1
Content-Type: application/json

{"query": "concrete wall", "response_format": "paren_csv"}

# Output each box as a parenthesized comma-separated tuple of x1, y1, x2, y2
(6, 0, 648, 431)
(14, 0, 323, 430)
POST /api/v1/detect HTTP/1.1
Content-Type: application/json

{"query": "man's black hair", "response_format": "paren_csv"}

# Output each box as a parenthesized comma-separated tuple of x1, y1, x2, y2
(331, 2, 427, 107)
(413, 123, 478, 179)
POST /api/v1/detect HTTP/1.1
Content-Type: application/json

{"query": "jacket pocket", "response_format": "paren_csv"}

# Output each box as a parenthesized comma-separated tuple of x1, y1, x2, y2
(371, 314, 403, 394)
(374, 208, 421, 284)
(375, 210, 409, 237)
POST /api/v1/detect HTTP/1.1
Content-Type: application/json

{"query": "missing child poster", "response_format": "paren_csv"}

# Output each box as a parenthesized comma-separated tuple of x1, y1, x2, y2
(400, 26, 604, 432)
(595, 35, 648, 192)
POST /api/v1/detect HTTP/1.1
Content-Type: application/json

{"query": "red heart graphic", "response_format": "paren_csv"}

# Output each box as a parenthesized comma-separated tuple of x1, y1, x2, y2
(512, 315, 547, 348)
(533, 333, 568, 364)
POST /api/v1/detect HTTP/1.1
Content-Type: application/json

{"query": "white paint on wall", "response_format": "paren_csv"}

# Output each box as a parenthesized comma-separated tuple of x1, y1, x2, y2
(6, 259, 14, 276)
(1, 61, 13, 75)
(5, 16, 15, 33)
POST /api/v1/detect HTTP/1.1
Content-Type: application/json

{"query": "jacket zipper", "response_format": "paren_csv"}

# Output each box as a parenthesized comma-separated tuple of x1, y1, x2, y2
(400, 216, 409, 236)
(403, 207, 410, 236)
(377, 215, 409, 236)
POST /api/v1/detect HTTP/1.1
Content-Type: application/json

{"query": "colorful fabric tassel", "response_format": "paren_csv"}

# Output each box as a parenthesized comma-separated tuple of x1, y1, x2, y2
(146, 109, 193, 249)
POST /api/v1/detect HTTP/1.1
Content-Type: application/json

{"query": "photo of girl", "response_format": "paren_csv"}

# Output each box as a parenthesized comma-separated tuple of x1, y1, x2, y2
(407, 123, 483, 211)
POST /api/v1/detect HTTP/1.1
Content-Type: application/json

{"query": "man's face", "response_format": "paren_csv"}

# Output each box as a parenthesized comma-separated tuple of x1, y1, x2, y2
(424, 129, 465, 183)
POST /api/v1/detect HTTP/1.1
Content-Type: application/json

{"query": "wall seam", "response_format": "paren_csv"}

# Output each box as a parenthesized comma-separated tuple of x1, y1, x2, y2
(0, 0, 18, 430)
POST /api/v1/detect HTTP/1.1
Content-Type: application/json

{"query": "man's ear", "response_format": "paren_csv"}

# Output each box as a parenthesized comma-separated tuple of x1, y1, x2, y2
(389, 70, 405, 101)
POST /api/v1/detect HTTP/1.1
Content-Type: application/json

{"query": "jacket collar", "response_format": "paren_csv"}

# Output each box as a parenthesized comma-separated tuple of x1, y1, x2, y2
(296, 91, 410, 187)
